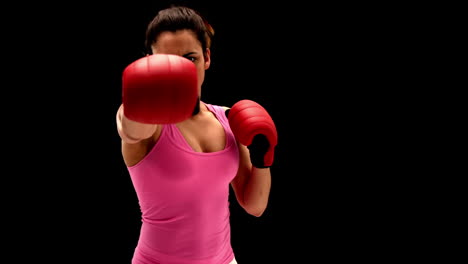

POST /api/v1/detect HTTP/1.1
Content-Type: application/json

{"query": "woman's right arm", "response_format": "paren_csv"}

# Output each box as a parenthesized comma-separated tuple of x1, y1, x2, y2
(116, 104, 157, 144)
(116, 104, 161, 167)
(116, 54, 198, 165)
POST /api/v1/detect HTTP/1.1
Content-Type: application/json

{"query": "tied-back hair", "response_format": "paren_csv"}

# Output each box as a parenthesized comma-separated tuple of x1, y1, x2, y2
(145, 5, 215, 55)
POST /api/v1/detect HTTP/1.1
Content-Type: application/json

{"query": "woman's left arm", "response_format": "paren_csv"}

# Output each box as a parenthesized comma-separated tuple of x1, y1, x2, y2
(231, 143, 272, 217)
(225, 100, 277, 217)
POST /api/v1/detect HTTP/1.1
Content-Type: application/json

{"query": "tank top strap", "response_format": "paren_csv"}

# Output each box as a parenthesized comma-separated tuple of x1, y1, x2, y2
(161, 124, 193, 151)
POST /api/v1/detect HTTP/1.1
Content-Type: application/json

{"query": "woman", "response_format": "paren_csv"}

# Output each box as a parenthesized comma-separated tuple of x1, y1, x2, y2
(116, 5, 277, 264)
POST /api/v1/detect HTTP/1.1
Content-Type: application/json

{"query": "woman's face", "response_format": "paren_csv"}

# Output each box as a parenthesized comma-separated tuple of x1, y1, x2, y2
(151, 30, 211, 97)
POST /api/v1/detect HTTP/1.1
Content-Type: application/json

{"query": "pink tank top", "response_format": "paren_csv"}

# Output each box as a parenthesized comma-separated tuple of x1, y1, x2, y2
(127, 103, 239, 264)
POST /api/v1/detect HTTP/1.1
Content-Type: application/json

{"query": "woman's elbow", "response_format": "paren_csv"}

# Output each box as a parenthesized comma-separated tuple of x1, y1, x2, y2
(244, 204, 267, 217)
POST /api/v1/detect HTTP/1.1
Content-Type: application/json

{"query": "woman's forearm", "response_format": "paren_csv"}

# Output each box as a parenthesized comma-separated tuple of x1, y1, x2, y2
(242, 167, 271, 217)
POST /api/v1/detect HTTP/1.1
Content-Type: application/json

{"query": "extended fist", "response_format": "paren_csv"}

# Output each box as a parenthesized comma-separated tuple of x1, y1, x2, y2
(122, 54, 199, 124)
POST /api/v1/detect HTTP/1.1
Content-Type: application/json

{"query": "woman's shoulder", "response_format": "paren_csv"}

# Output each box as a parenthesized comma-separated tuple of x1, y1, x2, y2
(204, 102, 230, 112)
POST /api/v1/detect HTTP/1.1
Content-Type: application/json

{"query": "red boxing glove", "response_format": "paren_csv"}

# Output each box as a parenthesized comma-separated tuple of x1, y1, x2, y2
(227, 100, 278, 168)
(122, 54, 199, 124)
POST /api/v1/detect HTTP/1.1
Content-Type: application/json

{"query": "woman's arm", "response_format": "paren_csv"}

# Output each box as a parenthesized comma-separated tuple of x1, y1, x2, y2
(231, 143, 272, 217)
(225, 100, 278, 217)
(116, 104, 157, 144)
(116, 104, 162, 167)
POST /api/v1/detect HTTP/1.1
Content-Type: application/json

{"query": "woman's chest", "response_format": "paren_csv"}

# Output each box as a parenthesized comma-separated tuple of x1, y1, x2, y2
(178, 119, 227, 153)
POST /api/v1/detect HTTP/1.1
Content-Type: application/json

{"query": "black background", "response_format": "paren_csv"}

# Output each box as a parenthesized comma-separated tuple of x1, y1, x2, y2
(4, 0, 416, 263)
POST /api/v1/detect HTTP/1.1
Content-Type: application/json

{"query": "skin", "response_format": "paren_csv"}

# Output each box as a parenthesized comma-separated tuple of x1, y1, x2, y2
(119, 29, 271, 217)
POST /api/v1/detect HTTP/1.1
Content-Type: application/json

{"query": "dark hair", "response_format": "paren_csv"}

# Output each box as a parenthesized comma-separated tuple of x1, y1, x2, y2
(145, 6, 214, 55)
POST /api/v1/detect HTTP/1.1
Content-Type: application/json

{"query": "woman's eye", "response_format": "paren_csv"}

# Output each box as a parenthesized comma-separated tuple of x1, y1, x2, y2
(187, 57, 196, 62)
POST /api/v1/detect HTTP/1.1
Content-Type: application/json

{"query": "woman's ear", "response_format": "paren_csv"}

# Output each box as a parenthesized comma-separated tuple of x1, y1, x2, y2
(204, 48, 211, 70)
